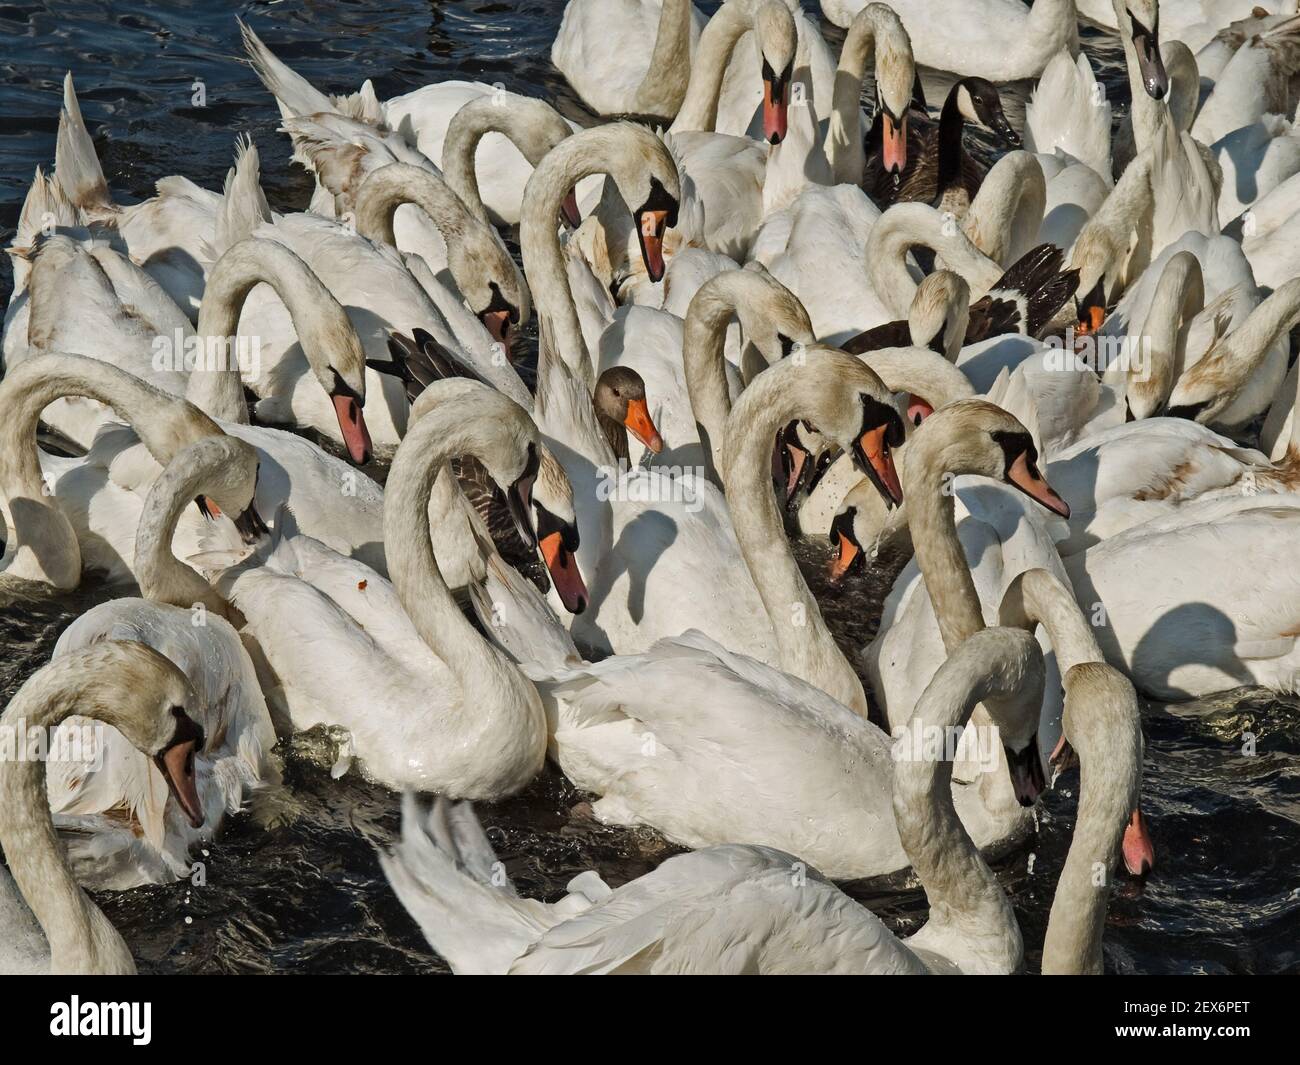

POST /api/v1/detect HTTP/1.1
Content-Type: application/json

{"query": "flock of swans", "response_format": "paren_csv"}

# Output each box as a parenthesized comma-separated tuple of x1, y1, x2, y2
(1, 0, 1297, 974)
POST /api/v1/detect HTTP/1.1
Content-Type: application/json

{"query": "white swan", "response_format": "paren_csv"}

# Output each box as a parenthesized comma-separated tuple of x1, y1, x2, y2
(380, 628, 1141, 974)
(241, 19, 589, 227)
(821, 0, 1082, 84)
(552, 0, 704, 120)
(199, 381, 574, 798)
(48, 435, 278, 891)
(0, 641, 205, 974)
(864, 401, 1075, 778)
(0, 353, 227, 591)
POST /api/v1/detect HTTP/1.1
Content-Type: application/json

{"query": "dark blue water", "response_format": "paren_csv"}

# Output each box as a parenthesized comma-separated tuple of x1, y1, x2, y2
(1, 0, 1297, 975)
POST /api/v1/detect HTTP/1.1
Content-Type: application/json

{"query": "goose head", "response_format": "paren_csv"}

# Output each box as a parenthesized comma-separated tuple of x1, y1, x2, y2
(1120, 0, 1168, 99)
(595, 366, 664, 453)
(907, 399, 1071, 518)
(504, 441, 589, 615)
(953, 78, 1018, 147)
(755, 0, 798, 144)
(191, 437, 269, 544)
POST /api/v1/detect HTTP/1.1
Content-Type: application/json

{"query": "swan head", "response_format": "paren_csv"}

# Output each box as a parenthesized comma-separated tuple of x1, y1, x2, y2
(1121, 0, 1168, 99)
(630, 175, 679, 286)
(442, 219, 531, 350)
(734, 264, 815, 370)
(755, 1, 797, 145)
(784, 347, 907, 508)
(190, 437, 269, 545)
(866, 3, 915, 175)
(504, 442, 589, 615)
(826, 478, 886, 585)
(908, 271, 971, 361)
(953, 78, 1018, 146)
(908, 400, 1071, 518)
(71, 642, 208, 831)
(595, 366, 664, 454)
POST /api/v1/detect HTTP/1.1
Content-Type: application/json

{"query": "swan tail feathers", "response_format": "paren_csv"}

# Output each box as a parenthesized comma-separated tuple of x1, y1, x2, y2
(379, 795, 555, 974)
(209, 134, 273, 260)
(239, 18, 338, 122)
(54, 73, 115, 218)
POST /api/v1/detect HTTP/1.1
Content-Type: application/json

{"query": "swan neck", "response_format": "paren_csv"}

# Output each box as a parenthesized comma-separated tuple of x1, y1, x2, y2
(355, 164, 467, 248)
(521, 136, 607, 387)
(670, 2, 749, 133)
(636, 0, 696, 119)
(1042, 664, 1141, 974)
(0, 667, 129, 972)
(904, 433, 985, 652)
(722, 368, 867, 713)
(133, 449, 230, 615)
(828, 18, 877, 183)
(683, 280, 745, 479)
(893, 631, 1027, 969)
(440, 105, 496, 225)
(998, 568, 1102, 677)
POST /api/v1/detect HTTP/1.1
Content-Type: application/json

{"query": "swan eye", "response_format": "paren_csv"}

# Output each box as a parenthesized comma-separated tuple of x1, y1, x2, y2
(778, 333, 796, 358)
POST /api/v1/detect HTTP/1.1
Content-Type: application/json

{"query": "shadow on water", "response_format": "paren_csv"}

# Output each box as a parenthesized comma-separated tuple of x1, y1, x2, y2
(1, 1, 1298, 974)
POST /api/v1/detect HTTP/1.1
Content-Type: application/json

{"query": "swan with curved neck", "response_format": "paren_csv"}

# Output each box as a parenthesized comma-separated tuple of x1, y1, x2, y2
(46, 435, 278, 891)
(0, 642, 204, 974)
(521, 123, 681, 386)
(132, 435, 266, 619)
(0, 353, 222, 590)
(382, 622, 1138, 974)
(682, 267, 814, 480)
(188, 236, 371, 460)
(867, 203, 1007, 319)
(721, 347, 904, 716)
(1166, 277, 1300, 427)
(828, 3, 914, 185)
(350, 162, 531, 346)
(1106, 249, 1203, 419)
(208, 380, 567, 798)
(670, 0, 796, 142)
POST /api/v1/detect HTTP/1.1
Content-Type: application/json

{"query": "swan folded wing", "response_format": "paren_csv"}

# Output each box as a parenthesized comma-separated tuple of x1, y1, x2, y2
(512, 845, 926, 975)
(541, 631, 896, 854)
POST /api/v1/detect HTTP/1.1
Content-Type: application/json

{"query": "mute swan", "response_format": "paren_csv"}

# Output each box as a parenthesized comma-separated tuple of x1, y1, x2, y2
(552, 0, 704, 120)
(48, 436, 277, 891)
(23, 232, 377, 464)
(381, 628, 1141, 974)
(822, 0, 1082, 84)
(200, 381, 578, 798)
(268, 130, 533, 348)
(1063, 490, 1300, 700)
(0, 353, 227, 591)
(240, 19, 588, 228)
(867, 78, 1020, 214)
(825, 4, 916, 187)
(863, 401, 1073, 782)
(0, 641, 205, 974)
